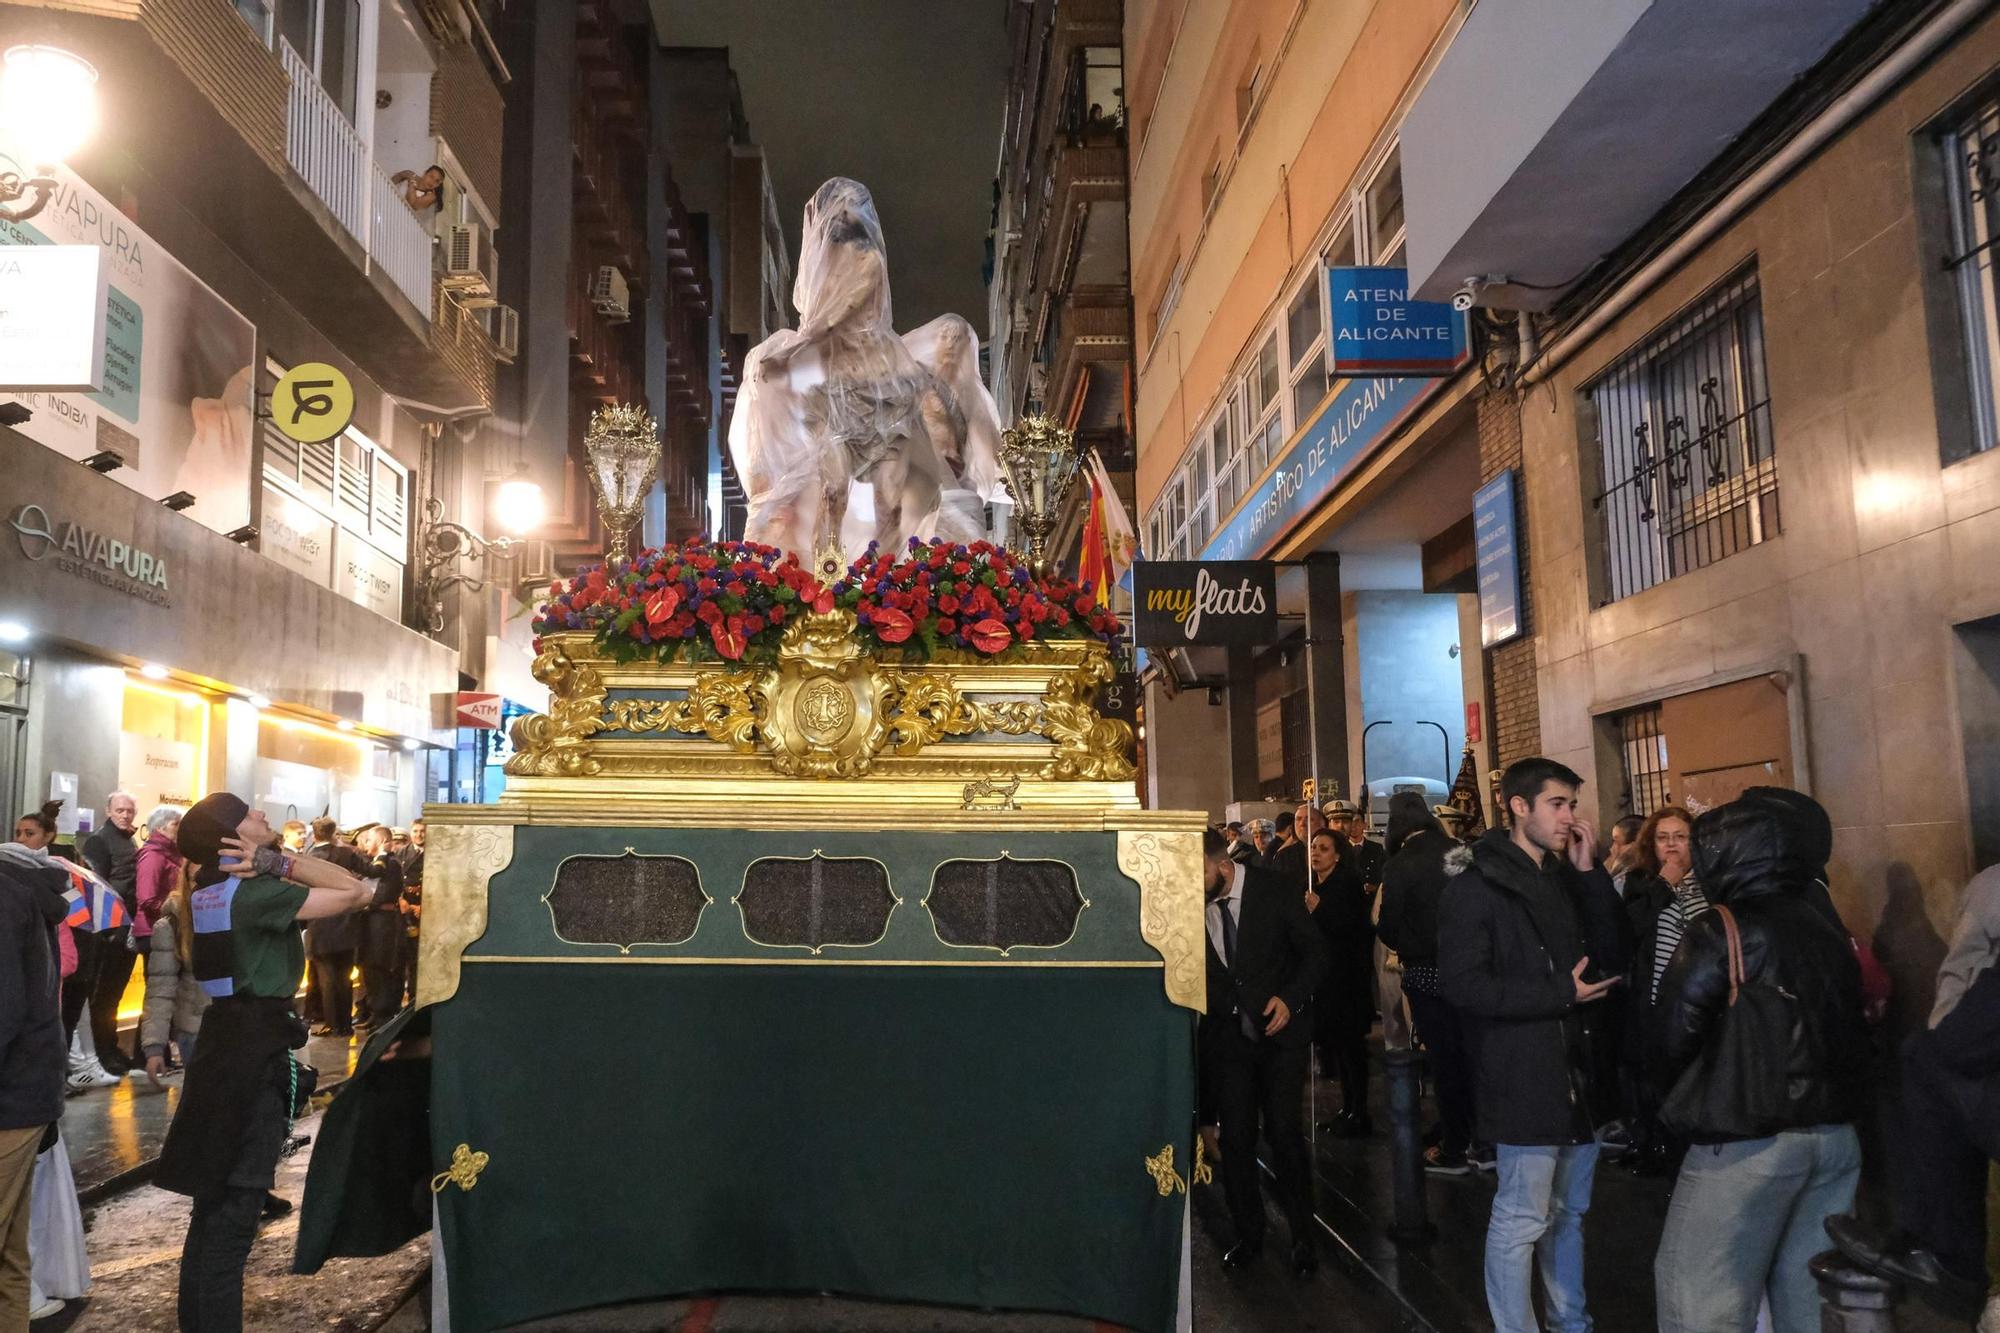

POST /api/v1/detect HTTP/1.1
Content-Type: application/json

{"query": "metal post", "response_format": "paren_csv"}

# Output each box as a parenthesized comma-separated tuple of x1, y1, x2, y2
(1810, 1251, 1901, 1333)
(1383, 1048, 1431, 1243)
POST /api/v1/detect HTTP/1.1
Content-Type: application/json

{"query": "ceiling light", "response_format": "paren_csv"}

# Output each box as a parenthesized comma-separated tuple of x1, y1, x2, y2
(245, 694, 271, 710)
(139, 663, 168, 680)
(0, 620, 27, 645)
(335, 719, 356, 732)
(402, 737, 422, 751)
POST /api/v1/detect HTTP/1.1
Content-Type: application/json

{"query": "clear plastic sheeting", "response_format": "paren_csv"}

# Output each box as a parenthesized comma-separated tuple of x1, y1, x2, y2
(728, 178, 999, 561)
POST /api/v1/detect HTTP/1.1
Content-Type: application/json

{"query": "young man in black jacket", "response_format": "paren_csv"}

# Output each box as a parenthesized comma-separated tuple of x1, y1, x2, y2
(1201, 828, 1328, 1279)
(1440, 757, 1629, 1333)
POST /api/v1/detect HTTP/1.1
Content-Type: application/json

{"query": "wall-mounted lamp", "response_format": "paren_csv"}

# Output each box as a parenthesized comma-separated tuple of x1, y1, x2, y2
(161, 491, 197, 512)
(414, 494, 518, 636)
(225, 525, 259, 544)
(82, 450, 124, 473)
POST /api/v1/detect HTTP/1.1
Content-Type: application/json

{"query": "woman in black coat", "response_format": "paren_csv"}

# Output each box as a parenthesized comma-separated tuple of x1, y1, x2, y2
(1376, 793, 1477, 1172)
(1306, 829, 1375, 1136)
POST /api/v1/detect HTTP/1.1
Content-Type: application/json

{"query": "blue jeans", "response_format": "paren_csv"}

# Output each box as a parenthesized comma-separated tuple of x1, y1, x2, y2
(176, 1029, 197, 1067)
(1655, 1124, 1861, 1333)
(1486, 1142, 1599, 1333)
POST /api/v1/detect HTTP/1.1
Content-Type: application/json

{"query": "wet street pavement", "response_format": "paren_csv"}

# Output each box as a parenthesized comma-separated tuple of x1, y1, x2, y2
(32, 1038, 1960, 1332)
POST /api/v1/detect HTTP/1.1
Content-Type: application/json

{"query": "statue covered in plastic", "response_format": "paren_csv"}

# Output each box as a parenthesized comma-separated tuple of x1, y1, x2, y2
(729, 178, 1003, 561)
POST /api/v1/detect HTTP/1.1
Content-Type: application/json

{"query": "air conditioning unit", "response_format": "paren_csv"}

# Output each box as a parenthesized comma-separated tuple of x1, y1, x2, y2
(442, 224, 492, 300)
(592, 265, 631, 322)
(1011, 298, 1031, 327)
(489, 304, 520, 363)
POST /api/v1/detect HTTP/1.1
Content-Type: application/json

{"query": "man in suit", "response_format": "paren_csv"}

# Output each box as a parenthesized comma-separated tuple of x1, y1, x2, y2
(1202, 827, 1329, 1278)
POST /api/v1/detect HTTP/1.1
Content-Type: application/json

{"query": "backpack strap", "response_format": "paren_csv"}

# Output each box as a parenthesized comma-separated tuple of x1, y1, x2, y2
(1712, 904, 1744, 1006)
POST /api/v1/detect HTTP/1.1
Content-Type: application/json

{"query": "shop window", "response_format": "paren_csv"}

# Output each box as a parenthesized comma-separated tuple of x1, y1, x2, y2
(546, 852, 706, 950)
(925, 857, 1086, 953)
(1584, 265, 1778, 604)
(737, 853, 896, 952)
(1942, 93, 2000, 458)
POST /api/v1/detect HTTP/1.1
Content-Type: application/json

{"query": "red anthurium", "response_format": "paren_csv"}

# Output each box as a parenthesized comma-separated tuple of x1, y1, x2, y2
(711, 617, 747, 660)
(644, 586, 681, 626)
(812, 589, 834, 615)
(968, 617, 1012, 654)
(872, 608, 915, 643)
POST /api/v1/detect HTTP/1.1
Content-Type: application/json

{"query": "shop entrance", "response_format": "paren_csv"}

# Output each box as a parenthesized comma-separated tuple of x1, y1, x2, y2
(0, 651, 26, 817)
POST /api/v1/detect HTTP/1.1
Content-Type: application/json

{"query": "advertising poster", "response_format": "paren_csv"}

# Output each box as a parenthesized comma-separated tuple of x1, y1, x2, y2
(0, 142, 257, 536)
(119, 731, 200, 813)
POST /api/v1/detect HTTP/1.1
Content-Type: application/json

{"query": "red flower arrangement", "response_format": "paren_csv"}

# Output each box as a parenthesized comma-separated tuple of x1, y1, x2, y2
(532, 537, 1121, 664)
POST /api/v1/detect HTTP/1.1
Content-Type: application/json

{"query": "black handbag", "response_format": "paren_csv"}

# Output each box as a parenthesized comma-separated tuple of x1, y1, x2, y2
(1659, 905, 1796, 1139)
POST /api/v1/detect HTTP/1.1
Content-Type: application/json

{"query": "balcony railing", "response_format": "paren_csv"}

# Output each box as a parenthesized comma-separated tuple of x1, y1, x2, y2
(281, 39, 434, 319)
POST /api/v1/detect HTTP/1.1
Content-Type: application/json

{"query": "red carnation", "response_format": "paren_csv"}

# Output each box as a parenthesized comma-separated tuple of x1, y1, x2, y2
(938, 594, 960, 615)
(872, 608, 915, 643)
(697, 601, 723, 625)
(968, 617, 1012, 654)
(938, 617, 957, 634)
(1076, 593, 1096, 614)
(644, 586, 681, 626)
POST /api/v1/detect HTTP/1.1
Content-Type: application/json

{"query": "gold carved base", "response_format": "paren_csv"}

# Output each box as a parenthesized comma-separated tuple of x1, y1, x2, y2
(503, 611, 1137, 798)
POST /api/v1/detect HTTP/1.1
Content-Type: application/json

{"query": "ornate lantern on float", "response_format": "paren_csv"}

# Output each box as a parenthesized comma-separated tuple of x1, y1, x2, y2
(582, 403, 662, 564)
(997, 414, 1086, 578)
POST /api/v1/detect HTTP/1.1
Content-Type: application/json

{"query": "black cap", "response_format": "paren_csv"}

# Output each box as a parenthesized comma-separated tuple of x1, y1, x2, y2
(177, 792, 249, 867)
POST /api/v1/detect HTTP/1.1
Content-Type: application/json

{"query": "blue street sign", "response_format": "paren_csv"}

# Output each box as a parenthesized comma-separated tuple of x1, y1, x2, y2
(1328, 266, 1469, 376)
(1474, 469, 1523, 648)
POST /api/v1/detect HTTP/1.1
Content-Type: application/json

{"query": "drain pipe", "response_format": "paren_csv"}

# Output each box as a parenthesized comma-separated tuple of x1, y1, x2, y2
(1524, 0, 1995, 387)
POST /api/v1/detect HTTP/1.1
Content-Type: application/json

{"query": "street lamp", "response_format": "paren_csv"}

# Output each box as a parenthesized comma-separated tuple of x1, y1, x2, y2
(997, 414, 1086, 577)
(0, 44, 98, 225)
(582, 402, 661, 565)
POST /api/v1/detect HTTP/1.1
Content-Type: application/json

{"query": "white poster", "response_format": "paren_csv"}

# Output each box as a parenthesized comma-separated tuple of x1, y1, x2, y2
(260, 484, 335, 587)
(0, 245, 107, 390)
(119, 731, 200, 814)
(335, 529, 404, 620)
(0, 142, 257, 536)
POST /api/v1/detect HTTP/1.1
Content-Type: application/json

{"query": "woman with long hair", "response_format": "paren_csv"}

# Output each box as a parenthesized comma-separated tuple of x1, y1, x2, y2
(1620, 805, 1704, 1175)
(141, 859, 208, 1081)
(1305, 828, 1375, 1137)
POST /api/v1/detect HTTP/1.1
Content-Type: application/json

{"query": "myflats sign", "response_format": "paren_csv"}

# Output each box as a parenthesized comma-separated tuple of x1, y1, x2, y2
(8, 501, 172, 606)
(1132, 560, 1277, 646)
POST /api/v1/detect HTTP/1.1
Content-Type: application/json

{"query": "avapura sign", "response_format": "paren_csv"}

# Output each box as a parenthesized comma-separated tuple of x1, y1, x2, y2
(0, 144, 256, 537)
(1133, 561, 1277, 646)
(8, 500, 171, 606)
(0, 245, 108, 390)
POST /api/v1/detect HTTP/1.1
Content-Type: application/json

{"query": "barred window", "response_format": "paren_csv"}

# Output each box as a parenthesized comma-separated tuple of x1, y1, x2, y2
(1943, 95, 2000, 458)
(1616, 704, 1672, 817)
(1586, 266, 1778, 604)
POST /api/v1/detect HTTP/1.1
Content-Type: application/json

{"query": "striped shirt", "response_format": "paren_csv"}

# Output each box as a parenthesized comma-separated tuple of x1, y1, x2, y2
(1650, 874, 1710, 1002)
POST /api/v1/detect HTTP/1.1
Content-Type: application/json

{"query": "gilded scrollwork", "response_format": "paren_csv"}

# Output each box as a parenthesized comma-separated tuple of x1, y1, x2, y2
(504, 643, 608, 776)
(1118, 829, 1205, 1014)
(502, 613, 1137, 783)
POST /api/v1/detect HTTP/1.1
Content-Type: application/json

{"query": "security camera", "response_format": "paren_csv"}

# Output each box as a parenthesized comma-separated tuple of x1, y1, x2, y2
(1451, 285, 1479, 313)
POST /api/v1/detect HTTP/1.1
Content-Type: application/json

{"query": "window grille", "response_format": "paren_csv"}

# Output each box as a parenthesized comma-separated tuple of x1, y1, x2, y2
(1617, 705, 1672, 816)
(1943, 94, 2000, 457)
(1586, 266, 1778, 603)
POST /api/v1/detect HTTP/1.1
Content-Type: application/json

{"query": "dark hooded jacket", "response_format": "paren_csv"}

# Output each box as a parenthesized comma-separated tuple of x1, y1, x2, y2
(1439, 828, 1632, 1146)
(0, 855, 70, 1130)
(1652, 788, 1868, 1142)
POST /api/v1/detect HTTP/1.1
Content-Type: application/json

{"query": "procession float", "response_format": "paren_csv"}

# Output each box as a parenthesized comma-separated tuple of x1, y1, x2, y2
(298, 179, 1206, 1333)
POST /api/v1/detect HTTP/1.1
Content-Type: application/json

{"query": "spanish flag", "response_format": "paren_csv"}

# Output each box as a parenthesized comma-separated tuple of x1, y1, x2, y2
(1077, 450, 1138, 599)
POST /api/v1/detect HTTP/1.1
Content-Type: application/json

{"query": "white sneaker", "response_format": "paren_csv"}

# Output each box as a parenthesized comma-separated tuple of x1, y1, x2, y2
(28, 1296, 63, 1319)
(1978, 1294, 2000, 1333)
(73, 1058, 119, 1089)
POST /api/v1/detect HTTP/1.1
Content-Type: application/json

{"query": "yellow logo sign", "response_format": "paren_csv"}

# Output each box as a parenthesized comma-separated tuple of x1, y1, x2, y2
(271, 362, 355, 444)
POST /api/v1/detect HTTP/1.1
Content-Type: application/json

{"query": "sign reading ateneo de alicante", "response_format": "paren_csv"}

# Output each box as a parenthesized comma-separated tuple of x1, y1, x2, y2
(1132, 560, 1277, 646)
(8, 500, 172, 606)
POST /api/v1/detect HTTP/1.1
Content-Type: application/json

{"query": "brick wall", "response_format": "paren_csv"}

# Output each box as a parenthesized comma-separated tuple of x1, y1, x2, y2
(431, 41, 504, 212)
(142, 0, 288, 175)
(1476, 389, 1542, 772)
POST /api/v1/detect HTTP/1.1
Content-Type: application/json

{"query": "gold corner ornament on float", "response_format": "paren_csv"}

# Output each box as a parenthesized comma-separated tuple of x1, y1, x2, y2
(297, 272, 1206, 1333)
